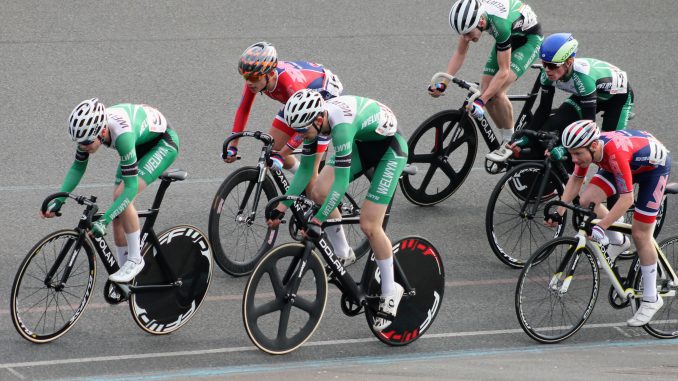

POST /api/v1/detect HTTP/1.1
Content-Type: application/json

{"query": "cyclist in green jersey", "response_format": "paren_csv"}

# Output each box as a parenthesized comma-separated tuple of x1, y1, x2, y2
(497, 33, 635, 163)
(41, 99, 179, 283)
(266, 89, 409, 331)
(430, 0, 543, 160)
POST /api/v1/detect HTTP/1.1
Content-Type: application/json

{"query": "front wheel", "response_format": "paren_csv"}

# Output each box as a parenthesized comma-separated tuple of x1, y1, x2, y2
(11, 230, 96, 343)
(515, 237, 599, 343)
(365, 237, 445, 346)
(486, 161, 566, 268)
(209, 167, 278, 276)
(243, 243, 328, 354)
(399, 110, 477, 206)
(130, 225, 213, 335)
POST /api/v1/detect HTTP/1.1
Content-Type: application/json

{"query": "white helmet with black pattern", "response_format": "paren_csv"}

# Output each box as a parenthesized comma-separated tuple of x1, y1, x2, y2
(68, 98, 107, 143)
(449, 0, 485, 35)
(284, 89, 325, 131)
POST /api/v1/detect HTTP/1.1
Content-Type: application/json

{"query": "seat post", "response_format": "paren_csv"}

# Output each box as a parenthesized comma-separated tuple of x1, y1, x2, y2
(150, 178, 172, 210)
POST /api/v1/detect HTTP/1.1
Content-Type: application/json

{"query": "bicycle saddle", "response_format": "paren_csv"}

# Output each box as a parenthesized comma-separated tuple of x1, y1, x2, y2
(160, 169, 188, 182)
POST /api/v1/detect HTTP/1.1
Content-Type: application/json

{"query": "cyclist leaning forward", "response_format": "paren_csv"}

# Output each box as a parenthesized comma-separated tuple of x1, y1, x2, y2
(546, 120, 671, 326)
(41, 99, 179, 283)
(266, 89, 408, 331)
(491, 33, 635, 163)
(430, 0, 543, 160)
(223, 41, 343, 182)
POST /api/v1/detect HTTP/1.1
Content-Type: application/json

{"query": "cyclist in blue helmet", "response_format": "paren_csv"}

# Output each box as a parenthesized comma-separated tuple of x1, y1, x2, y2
(493, 33, 635, 164)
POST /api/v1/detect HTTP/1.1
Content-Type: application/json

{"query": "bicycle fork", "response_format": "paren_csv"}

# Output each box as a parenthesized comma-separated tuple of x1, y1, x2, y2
(549, 235, 587, 294)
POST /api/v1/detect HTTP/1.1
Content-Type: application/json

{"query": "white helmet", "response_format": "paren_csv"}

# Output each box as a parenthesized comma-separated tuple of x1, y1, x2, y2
(68, 98, 107, 143)
(561, 120, 600, 149)
(284, 89, 325, 130)
(449, 0, 485, 35)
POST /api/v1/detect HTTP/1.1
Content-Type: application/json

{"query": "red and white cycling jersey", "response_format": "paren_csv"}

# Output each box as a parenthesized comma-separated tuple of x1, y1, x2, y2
(573, 130, 670, 194)
(231, 61, 342, 135)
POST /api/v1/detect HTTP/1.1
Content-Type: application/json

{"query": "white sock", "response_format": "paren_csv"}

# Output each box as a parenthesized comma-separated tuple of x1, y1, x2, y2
(125, 230, 142, 264)
(377, 257, 395, 296)
(325, 220, 349, 258)
(502, 128, 514, 143)
(114, 245, 128, 266)
(607, 216, 625, 245)
(641, 263, 658, 302)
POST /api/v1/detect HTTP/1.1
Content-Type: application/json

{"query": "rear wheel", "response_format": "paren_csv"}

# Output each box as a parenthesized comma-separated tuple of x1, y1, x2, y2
(365, 237, 445, 345)
(635, 235, 678, 339)
(399, 110, 477, 206)
(11, 230, 96, 343)
(130, 225, 212, 335)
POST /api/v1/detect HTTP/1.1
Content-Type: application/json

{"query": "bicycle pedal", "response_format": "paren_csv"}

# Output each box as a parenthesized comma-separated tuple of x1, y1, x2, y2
(103, 280, 129, 305)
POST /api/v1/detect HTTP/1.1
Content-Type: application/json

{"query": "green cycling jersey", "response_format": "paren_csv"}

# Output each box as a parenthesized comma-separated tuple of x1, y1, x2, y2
(539, 57, 629, 101)
(283, 95, 407, 222)
(57, 104, 178, 225)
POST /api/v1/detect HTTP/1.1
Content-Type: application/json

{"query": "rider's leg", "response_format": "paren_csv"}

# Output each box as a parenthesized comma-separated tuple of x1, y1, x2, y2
(483, 73, 518, 140)
(268, 124, 297, 170)
(310, 165, 350, 258)
(578, 177, 625, 245)
(599, 89, 634, 132)
(360, 201, 394, 294)
(112, 179, 147, 265)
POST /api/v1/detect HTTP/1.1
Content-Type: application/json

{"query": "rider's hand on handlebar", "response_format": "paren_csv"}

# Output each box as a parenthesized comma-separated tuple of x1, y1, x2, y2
(428, 83, 447, 98)
(91, 220, 107, 238)
(223, 146, 238, 163)
(543, 211, 563, 227)
(266, 206, 286, 228)
(590, 225, 609, 247)
(40, 199, 63, 219)
(468, 99, 485, 118)
(269, 153, 284, 172)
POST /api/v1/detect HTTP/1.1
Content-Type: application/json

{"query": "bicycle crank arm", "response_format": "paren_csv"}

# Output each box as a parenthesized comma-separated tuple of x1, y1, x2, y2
(127, 282, 181, 293)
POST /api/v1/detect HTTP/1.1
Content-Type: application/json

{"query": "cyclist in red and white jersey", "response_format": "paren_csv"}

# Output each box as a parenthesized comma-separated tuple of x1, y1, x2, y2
(547, 120, 671, 326)
(223, 42, 343, 178)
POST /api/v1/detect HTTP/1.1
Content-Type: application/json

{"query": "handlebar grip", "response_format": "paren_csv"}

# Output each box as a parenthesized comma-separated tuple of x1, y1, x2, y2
(41, 192, 71, 214)
(223, 131, 275, 159)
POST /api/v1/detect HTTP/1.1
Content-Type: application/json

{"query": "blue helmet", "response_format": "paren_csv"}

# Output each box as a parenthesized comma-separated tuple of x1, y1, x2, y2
(540, 33, 578, 63)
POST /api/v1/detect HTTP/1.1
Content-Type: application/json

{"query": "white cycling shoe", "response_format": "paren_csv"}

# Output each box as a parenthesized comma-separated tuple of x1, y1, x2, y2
(485, 144, 513, 163)
(339, 248, 357, 267)
(373, 283, 404, 332)
(627, 295, 663, 327)
(109, 258, 145, 283)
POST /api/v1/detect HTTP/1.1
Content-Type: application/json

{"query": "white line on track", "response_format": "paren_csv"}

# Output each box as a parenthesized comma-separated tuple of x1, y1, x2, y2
(0, 320, 655, 370)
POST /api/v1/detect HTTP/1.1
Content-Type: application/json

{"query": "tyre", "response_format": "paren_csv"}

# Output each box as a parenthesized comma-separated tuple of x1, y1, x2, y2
(635, 235, 678, 339)
(399, 110, 477, 206)
(365, 237, 445, 346)
(486, 161, 566, 268)
(209, 167, 278, 276)
(243, 243, 328, 354)
(516, 237, 599, 343)
(11, 230, 96, 343)
(130, 225, 213, 335)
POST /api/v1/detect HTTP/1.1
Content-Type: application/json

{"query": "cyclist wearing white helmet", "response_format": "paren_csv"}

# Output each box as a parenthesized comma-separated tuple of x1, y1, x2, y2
(224, 41, 343, 185)
(267, 89, 409, 332)
(499, 33, 634, 163)
(430, 0, 543, 161)
(42, 99, 179, 283)
(547, 120, 672, 327)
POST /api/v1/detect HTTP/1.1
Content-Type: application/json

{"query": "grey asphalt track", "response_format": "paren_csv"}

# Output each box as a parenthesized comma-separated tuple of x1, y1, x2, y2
(2, 1, 678, 380)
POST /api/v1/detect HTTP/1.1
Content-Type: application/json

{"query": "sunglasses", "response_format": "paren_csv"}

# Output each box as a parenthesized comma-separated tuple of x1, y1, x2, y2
(242, 72, 266, 81)
(542, 61, 565, 70)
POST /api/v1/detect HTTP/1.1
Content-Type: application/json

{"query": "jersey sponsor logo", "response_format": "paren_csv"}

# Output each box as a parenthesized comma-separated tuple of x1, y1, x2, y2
(376, 160, 399, 195)
(141, 146, 170, 176)
(573, 76, 587, 94)
(120, 151, 135, 162)
(328, 99, 353, 117)
(321, 191, 342, 218)
(485, 0, 508, 14)
(335, 141, 351, 153)
(110, 198, 131, 220)
(361, 112, 380, 129)
(109, 113, 130, 131)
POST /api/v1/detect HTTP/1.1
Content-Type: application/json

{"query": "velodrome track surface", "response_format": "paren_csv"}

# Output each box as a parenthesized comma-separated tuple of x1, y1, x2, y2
(2, 1, 678, 379)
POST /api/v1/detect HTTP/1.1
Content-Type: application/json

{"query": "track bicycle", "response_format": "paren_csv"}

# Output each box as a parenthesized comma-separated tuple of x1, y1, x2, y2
(485, 128, 667, 268)
(209, 131, 386, 276)
(399, 64, 546, 206)
(515, 197, 678, 344)
(11, 170, 213, 343)
(242, 194, 444, 354)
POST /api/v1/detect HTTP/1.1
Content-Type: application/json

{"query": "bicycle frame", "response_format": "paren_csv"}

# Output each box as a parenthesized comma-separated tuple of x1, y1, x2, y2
(274, 196, 413, 313)
(44, 177, 182, 296)
(432, 65, 543, 154)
